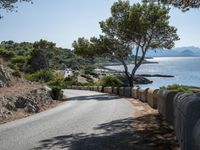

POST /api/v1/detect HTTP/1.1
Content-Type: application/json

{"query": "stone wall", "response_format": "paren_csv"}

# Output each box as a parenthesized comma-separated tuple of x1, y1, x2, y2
(67, 85, 200, 150)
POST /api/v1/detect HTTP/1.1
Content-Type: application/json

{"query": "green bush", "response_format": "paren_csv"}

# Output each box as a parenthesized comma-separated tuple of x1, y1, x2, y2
(12, 70, 21, 78)
(51, 86, 63, 100)
(7, 63, 17, 70)
(27, 69, 54, 82)
(98, 76, 123, 87)
(160, 84, 193, 93)
(48, 77, 65, 88)
(84, 65, 96, 75)
(0, 49, 15, 59)
(11, 56, 28, 64)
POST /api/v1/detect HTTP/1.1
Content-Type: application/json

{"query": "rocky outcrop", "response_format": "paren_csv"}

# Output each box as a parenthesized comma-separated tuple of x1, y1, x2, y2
(0, 64, 13, 88)
(0, 88, 53, 118)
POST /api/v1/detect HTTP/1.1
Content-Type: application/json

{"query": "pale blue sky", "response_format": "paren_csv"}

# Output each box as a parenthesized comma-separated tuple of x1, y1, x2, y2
(0, 0, 200, 48)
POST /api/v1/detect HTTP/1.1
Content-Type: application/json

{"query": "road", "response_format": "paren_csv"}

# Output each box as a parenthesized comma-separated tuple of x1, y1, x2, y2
(0, 89, 136, 150)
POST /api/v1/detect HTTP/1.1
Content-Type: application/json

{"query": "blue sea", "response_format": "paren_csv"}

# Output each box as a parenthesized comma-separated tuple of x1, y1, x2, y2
(106, 57, 200, 88)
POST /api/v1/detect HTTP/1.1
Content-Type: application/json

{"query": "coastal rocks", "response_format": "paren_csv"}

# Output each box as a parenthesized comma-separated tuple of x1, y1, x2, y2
(133, 76, 153, 84)
(0, 88, 53, 118)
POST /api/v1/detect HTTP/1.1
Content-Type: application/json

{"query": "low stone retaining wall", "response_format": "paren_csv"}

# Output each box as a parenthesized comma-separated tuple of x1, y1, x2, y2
(98, 86, 103, 92)
(193, 119, 200, 150)
(119, 87, 125, 96)
(157, 90, 178, 125)
(67, 85, 200, 150)
(113, 87, 119, 95)
(124, 87, 132, 97)
(174, 93, 200, 150)
(138, 88, 149, 102)
(131, 87, 140, 99)
(103, 87, 112, 94)
(147, 88, 159, 109)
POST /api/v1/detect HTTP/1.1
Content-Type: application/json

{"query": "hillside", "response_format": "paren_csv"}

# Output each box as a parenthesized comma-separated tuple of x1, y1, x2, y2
(144, 46, 200, 57)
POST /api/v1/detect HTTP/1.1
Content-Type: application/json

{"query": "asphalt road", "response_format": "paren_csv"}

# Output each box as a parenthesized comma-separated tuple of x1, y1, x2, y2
(0, 90, 135, 150)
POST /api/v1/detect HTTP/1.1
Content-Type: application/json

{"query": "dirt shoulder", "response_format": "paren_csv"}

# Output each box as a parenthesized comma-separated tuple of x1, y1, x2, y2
(127, 98, 180, 150)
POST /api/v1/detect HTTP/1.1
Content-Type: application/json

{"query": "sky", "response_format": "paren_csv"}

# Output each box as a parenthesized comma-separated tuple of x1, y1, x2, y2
(0, 0, 200, 49)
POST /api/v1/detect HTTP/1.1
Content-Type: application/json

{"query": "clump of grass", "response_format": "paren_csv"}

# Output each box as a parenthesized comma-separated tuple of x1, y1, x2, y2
(160, 84, 193, 93)
(97, 76, 123, 87)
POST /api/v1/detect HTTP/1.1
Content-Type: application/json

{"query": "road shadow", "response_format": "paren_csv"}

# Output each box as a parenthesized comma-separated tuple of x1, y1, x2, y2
(67, 94, 120, 101)
(33, 114, 179, 150)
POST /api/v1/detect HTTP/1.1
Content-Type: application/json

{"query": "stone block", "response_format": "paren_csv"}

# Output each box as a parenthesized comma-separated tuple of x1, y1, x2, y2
(131, 87, 140, 99)
(193, 119, 200, 150)
(98, 86, 103, 92)
(119, 87, 125, 96)
(113, 87, 119, 95)
(147, 88, 159, 109)
(174, 93, 200, 150)
(138, 88, 149, 102)
(157, 89, 178, 125)
(103, 87, 112, 94)
(124, 87, 132, 97)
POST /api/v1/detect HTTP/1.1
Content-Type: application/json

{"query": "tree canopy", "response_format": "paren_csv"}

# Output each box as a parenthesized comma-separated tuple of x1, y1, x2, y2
(143, 0, 200, 11)
(73, 1, 180, 86)
(0, 0, 32, 18)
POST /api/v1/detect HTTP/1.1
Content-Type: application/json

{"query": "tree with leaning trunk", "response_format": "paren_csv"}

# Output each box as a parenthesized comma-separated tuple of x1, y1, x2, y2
(73, 1, 179, 87)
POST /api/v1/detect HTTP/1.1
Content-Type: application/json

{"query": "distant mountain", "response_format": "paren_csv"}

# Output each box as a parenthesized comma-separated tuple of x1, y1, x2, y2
(144, 46, 200, 57)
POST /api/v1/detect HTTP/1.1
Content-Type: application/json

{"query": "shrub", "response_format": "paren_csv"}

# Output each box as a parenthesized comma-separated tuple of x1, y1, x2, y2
(51, 86, 63, 100)
(27, 69, 54, 82)
(12, 70, 21, 78)
(48, 77, 65, 88)
(84, 65, 96, 75)
(160, 84, 193, 93)
(98, 76, 123, 87)
(7, 63, 17, 70)
(11, 56, 28, 64)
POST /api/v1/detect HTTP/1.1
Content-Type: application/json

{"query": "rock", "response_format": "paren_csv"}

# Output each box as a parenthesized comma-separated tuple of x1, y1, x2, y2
(24, 101, 39, 113)
(5, 101, 16, 111)
(0, 65, 13, 88)
(133, 76, 153, 84)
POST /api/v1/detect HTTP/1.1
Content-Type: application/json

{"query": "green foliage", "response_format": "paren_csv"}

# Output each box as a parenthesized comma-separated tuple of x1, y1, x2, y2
(83, 65, 96, 74)
(51, 86, 63, 100)
(7, 63, 17, 70)
(143, 0, 200, 11)
(26, 69, 54, 82)
(12, 70, 21, 78)
(160, 84, 193, 93)
(98, 76, 123, 87)
(0, 49, 15, 59)
(48, 77, 65, 88)
(11, 56, 28, 64)
(73, 2, 179, 86)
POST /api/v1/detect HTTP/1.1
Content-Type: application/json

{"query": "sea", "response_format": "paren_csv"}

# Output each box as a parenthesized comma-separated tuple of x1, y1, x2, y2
(106, 57, 200, 88)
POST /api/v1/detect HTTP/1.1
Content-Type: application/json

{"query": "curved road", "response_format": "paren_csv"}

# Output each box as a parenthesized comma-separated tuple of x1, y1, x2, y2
(0, 90, 136, 150)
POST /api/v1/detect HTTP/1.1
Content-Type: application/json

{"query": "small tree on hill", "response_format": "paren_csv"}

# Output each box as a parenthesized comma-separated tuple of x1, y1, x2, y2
(73, 1, 179, 86)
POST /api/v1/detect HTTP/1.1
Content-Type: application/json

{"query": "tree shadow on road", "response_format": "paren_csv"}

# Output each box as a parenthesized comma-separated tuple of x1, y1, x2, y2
(33, 114, 179, 150)
(67, 94, 120, 101)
